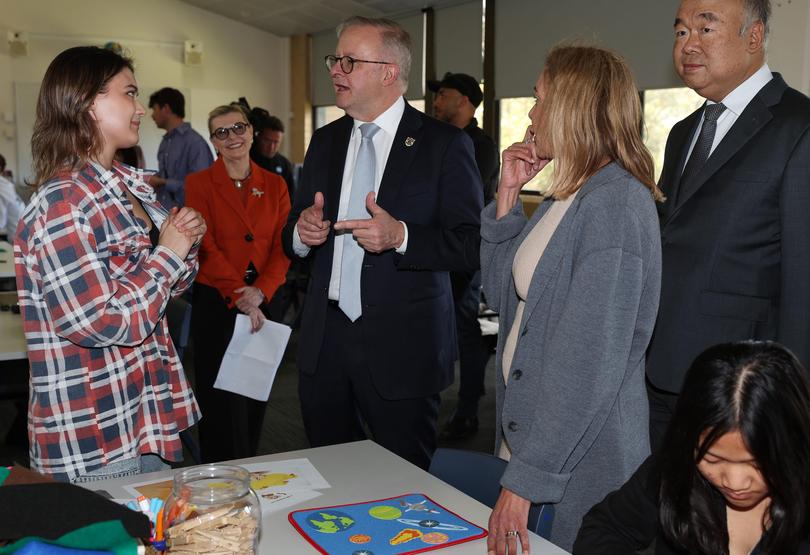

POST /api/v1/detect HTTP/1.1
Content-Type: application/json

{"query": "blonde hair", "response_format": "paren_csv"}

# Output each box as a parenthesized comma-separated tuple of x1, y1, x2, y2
(541, 45, 663, 202)
(207, 104, 250, 134)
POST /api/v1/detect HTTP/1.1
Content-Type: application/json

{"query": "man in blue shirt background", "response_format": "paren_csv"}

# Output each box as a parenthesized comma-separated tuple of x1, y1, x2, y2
(148, 87, 213, 210)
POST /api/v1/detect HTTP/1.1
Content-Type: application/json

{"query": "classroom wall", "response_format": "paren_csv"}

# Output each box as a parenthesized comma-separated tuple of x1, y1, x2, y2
(0, 0, 290, 182)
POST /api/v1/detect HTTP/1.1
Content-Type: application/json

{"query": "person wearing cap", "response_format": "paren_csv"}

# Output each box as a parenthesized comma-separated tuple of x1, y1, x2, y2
(428, 72, 499, 440)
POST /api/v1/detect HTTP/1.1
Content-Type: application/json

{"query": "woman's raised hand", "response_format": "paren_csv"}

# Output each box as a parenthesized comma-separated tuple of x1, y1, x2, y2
(499, 126, 550, 193)
(171, 206, 207, 244)
(158, 207, 204, 259)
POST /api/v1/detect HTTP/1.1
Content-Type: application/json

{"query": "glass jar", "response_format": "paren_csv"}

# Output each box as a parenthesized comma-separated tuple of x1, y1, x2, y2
(162, 464, 261, 554)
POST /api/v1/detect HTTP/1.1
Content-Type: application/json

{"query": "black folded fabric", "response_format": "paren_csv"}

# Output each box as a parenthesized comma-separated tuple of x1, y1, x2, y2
(0, 483, 150, 541)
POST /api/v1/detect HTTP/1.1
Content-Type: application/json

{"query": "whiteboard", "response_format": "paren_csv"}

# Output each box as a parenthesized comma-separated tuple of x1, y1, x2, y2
(14, 82, 237, 184)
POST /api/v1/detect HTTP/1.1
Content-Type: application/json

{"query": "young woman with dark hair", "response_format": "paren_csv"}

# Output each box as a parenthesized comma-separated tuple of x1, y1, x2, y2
(14, 46, 206, 482)
(574, 341, 810, 554)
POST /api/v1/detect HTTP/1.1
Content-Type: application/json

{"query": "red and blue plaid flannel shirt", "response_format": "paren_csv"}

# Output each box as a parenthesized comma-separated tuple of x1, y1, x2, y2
(14, 161, 201, 481)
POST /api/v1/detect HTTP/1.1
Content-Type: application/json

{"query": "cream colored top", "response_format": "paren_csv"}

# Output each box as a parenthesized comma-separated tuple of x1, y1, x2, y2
(499, 192, 577, 460)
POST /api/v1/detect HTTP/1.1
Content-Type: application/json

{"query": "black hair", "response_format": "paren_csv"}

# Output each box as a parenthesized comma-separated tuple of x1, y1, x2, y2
(148, 87, 185, 118)
(249, 107, 284, 134)
(659, 341, 810, 554)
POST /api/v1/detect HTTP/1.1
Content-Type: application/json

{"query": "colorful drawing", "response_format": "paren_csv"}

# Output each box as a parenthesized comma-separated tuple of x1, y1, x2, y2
(250, 471, 297, 490)
(400, 499, 440, 514)
(396, 518, 469, 531)
(421, 532, 450, 545)
(306, 510, 356, 534)
(349, 534, 372, 544)
(368, 505, 402, 520)
(129, 479, 174, 501)
(389, 528, 423, 545)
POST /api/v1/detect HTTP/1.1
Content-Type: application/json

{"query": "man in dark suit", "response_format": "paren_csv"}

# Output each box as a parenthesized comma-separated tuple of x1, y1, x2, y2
(427, 72, 499, 440)
(281, 16, 483, 469)
(647, 0, 810, 450)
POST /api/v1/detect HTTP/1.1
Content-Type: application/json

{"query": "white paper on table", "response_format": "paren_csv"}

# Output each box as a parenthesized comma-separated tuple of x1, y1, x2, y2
(242, 458, 331, 493)
(258, 489, 322, 514)
(214, 314, 291, 401)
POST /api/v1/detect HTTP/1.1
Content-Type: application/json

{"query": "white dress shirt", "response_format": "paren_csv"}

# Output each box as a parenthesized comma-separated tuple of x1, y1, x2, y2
(0, 175, 24, 240)
(293, 96, 408, 301)
(683, 63, 773, 171)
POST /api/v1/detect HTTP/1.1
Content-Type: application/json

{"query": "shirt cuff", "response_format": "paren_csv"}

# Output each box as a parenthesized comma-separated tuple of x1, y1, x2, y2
(395, 221, 408, 254)
(293, 223, 312, 257)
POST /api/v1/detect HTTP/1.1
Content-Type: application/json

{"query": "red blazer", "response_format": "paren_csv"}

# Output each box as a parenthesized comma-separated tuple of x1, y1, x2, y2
(186, 157, 290, 307)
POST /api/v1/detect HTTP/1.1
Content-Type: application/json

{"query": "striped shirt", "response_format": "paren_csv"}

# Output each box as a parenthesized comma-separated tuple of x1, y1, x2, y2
(14, 161, 201, 481)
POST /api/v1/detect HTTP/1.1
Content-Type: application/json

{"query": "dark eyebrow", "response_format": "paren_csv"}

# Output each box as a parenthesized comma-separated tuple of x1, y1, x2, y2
(704, 450, 756, 463)
(698, 12, 720, 23)
(674, 12, 720, 27)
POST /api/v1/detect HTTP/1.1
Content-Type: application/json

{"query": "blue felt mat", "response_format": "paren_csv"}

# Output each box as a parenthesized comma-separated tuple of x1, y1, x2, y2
(289, 492, 488, 555)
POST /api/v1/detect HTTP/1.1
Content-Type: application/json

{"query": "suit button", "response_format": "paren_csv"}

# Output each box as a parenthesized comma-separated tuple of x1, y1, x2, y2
(508, 421, 518, 432)
(245, 233, 254, 242)
(512, 369, 522, 380)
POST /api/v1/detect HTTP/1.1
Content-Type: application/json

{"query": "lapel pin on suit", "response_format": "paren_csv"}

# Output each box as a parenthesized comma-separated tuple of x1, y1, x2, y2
(405, 137, 415, 147)
(251, 187, 264, 197)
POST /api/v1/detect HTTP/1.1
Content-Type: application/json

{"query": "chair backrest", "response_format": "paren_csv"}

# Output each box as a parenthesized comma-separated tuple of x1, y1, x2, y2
(428, 448, 554, 539)
(165, 297, 192, 357)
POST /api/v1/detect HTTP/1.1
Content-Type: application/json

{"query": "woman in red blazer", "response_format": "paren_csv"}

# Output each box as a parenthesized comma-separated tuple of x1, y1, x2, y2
(186, 104, 290, 463)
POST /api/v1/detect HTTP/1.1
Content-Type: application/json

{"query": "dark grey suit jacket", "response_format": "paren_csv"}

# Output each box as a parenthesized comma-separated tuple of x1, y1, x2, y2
(647, 74, 810, 392)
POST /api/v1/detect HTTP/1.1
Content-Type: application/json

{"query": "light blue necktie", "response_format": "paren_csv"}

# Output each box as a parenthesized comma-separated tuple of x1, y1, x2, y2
(339, 122, 380, 321)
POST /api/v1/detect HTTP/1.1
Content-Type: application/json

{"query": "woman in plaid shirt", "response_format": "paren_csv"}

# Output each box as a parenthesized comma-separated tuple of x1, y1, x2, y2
(14, 46, 206, 482)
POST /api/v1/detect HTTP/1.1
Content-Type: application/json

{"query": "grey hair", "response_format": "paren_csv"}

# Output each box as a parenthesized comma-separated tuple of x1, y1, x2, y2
(337, 16, 412, 92)
(740, 0, 770, 49)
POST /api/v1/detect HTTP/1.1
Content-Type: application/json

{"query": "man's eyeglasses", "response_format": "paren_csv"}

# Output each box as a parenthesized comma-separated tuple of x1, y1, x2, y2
(325, 55, 393, 74)
(211, 121, 250, 140)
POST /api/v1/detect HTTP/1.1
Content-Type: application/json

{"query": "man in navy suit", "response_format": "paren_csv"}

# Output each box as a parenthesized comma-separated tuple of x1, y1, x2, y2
(282, 16, 483, 469)
(647, 0, 810, 450)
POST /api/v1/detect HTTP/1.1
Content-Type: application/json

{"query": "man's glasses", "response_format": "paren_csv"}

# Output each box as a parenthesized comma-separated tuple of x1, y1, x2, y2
(210, 121, 250, 140)
(325, 55, 393, 74)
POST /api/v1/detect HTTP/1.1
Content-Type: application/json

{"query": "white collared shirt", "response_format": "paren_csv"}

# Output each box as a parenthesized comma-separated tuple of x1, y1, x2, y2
(293, 96, 408, 301)
(683, 63, 773, 171)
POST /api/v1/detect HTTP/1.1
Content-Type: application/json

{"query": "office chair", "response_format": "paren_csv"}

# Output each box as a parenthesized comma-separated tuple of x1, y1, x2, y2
(429, 447, 554, 539)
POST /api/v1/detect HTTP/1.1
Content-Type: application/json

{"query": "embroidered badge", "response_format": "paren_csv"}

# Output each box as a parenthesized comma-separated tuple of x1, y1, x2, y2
(251, 187, 264, 197)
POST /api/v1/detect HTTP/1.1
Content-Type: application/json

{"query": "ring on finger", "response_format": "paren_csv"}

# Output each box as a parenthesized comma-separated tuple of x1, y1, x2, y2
(505, 530, 519, 537)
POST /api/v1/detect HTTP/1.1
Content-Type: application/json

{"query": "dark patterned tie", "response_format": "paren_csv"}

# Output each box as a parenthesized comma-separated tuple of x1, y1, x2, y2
(676, 102, 726, 204)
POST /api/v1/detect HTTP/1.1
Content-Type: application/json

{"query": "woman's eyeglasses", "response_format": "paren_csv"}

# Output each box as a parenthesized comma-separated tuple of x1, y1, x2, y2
(211, 121, 250, 141)
(324, 55, 393, 74)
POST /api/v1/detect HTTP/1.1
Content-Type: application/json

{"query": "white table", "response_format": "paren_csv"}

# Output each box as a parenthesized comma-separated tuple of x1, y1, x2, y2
(86, 440, 571, 554)
(0, 291, 25, 362)
(0, 241, 13, 279)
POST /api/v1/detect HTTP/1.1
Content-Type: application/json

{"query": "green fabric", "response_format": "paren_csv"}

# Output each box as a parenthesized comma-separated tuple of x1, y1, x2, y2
(0, 468, 9, 486)
(0, 521, 139, 555)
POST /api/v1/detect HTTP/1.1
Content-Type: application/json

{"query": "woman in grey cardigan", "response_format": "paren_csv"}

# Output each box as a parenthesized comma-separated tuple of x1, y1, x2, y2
(482, 45, 664, 554)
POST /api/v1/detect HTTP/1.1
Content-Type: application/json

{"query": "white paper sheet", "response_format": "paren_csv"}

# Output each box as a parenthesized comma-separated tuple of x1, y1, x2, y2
(214, 314, 291, 401)
(258, 489, 323, 514)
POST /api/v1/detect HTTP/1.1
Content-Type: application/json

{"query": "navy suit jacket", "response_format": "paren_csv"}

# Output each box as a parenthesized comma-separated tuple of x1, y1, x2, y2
(282, 102, 484, 400)
(647, 74, 810, 392)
